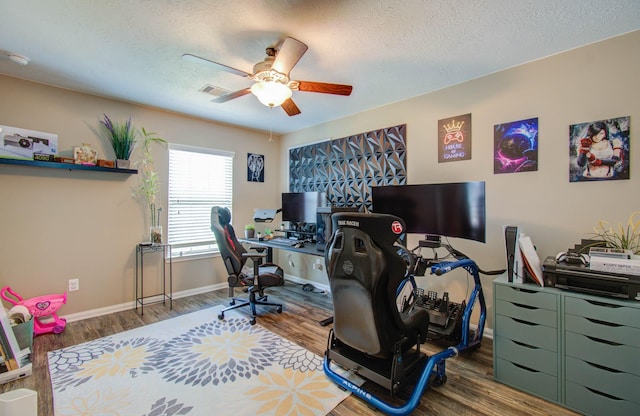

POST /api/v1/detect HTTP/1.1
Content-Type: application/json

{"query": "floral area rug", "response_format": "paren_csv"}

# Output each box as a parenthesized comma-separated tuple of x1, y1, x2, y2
(47, 307, 350, 415)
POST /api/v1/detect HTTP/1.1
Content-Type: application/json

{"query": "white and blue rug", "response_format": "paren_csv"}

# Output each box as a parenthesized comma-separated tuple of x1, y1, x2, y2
(48, 307, 350, 415)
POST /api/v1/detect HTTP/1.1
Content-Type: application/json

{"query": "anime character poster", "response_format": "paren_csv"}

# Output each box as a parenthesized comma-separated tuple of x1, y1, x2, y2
(569, 116, 630, 182)
(247, 153, 264, 182)
(494, 117, 539, 174)
(438, 113, 471, 163)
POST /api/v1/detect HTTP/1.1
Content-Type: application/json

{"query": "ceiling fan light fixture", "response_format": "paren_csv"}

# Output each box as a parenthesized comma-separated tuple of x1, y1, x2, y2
(250, 81, 292, 107)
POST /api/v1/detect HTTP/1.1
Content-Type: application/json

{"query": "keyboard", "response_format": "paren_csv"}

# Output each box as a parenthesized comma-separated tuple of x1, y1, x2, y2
(268, 237, 298, 246)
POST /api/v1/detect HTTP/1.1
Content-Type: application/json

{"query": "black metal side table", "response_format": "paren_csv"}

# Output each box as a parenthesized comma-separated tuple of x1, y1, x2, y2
(135, 243, 173, 315)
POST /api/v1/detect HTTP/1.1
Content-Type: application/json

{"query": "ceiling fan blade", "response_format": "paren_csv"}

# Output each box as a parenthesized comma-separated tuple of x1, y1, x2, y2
(181, 53, 251, 78)
(296, 81, 353, 96)
(271, 37, 308, 75)
(281, 98, 301, 116)
(211, 88, 252, 103)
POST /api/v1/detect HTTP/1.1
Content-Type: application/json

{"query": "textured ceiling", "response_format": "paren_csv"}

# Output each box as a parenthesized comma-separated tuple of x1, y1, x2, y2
(1, 1, 639, 135)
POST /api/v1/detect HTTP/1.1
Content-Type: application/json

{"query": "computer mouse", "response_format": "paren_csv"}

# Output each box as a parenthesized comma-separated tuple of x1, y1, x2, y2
(294, 242, 305, 248)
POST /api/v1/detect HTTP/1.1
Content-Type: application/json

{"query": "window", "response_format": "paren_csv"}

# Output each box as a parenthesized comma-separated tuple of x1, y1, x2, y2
(168, 144, 233, 258)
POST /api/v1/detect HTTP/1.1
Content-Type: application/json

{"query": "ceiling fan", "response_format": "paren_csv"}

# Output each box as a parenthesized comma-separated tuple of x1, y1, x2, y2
(182, 37, 352, 116)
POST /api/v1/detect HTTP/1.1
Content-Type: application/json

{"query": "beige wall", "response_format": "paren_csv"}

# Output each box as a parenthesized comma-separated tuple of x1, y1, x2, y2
(0, 76, 281, 315)
(281, 31, 640, 327)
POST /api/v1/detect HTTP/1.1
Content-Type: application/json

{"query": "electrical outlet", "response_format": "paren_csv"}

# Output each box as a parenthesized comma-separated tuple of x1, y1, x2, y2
(68, 278, 79, 292)
(313, 259, 324, 270)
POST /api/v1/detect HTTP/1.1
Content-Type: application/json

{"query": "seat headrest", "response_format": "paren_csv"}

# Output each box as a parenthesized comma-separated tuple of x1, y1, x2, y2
(213, 206, 232, 226)
(331, 212, 407, 247)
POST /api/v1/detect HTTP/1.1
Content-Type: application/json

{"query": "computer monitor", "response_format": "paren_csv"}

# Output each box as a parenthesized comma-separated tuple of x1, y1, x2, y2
(281, 192, 325, 224)
(371, 181, 486, 243)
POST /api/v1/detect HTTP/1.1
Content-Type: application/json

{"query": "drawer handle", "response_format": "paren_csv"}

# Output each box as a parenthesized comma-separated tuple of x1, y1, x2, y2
(512, 340, 539, 350)
(584, 386, 623, 401)
(512, 362, 539, 373)
(585, 299, 623, 309)
(585, 335, 623, 346)
(511, 317, 538, 326)
(510, 301, 538, 310)
(511, 287, 538, 294)
(584, 360, 622, 373)
(585, 317, 623, 327)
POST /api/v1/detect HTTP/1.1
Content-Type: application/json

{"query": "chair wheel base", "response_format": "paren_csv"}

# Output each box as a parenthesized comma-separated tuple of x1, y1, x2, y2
(277, 306, 283, 313)
(218, 313, 224, 320)
(250, 317, 257, 325)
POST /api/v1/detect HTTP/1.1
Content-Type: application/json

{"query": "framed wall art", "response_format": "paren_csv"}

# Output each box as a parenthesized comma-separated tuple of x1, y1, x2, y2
(438, 113, 471, 163)
(494, 117, 539, 174)
(247, 153, 264, 182)
(569, 116, 630, 182)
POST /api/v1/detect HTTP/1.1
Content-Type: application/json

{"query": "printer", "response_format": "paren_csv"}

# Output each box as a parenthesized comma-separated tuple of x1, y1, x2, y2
(543, 256, 640, 301)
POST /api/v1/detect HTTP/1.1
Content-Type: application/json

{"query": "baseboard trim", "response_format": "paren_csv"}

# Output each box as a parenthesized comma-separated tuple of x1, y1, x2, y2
(61, 283, 227, 323)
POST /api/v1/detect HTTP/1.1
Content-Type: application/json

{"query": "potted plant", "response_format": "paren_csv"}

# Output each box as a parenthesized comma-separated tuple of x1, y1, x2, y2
(134, 127, 167, 243)
(244, 223, 255, 239)
(99, 114, 138, 169)
(590, 211, 640, 254)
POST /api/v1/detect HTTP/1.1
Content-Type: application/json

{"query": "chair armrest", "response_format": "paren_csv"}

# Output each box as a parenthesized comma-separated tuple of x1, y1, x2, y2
(242, 252, 267, 260)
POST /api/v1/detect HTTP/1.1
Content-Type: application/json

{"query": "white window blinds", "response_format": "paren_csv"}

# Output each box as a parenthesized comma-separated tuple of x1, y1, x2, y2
(168, 144, 234, 258)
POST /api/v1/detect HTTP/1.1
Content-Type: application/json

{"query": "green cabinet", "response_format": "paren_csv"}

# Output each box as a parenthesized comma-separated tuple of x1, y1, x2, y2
(494, 276, 640, 415)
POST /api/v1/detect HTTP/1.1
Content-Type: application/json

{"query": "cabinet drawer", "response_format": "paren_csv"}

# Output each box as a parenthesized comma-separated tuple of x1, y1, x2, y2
(565, 331, 640, 376)
(565, 296, 640, 329)
(495, 284, 557, 310)
(495, 314, 557, 351)
(495, 335, 558, 376)
(565, 313, 640, 348)
(495, 358, 557, 402)
(566, 356, 640, 405)
(566, 380, 640, 416)
(495, 299, 557, 327)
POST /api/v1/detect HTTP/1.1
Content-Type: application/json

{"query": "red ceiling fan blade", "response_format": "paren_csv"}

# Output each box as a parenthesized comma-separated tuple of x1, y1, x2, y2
(271, 37, 308, 75)
(211, 88, 252, 103)
(296, 81, 353, 96)
(281, 98, 301, 116)
(181, 53, 251, 78)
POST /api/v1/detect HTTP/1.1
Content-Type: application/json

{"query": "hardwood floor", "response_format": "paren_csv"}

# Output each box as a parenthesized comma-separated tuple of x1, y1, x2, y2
(0, 282, 578, 416)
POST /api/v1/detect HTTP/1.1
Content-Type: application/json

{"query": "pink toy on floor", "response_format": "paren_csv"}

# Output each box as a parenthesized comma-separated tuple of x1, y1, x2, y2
(1, 286, 67, 335)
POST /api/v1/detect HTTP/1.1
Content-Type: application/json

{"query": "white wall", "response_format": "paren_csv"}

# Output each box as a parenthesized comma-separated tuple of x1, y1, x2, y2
(280, 31, 640, 328)
(0, 76, 281, 315)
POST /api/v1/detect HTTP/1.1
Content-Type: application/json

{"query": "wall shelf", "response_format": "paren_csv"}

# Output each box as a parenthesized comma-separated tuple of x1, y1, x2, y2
(0, 158, 137, 174)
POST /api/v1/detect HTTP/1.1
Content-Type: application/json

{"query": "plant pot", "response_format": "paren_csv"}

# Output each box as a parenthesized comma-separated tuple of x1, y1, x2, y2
(244, 229, 255, 239)
(150, 225, 163, 244)
(115, 159, 131, 169)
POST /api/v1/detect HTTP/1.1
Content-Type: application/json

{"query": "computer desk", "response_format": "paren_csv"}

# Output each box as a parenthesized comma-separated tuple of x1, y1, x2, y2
(241, 238, 333, 326)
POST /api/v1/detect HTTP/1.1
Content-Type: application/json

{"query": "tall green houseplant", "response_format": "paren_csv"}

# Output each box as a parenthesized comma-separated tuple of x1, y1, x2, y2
(99, 114, 138, 168)
(135, 127, 167, 242)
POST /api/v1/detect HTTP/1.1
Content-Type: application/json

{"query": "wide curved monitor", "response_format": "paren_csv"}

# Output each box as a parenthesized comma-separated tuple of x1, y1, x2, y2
(371, 181, 486, 243)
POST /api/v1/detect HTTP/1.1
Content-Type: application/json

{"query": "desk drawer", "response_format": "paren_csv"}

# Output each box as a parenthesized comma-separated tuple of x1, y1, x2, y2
(495, 299, 557, 327)
(495, 335, 557, 376)
(565, 296, 640, 329)
(566, 356, 640, 405)
(566, 380, 640, 416)
(565, 331, 640, 376)
(495, 314, 557, 351)
(565, 313, 640, 348)
(495, 358, 557, 402)
(495, 284, 557, 310)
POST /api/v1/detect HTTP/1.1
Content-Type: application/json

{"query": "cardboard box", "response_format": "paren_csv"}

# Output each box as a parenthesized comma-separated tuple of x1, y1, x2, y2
(590, 256, 640, 276)
(0, 125, 58, 160)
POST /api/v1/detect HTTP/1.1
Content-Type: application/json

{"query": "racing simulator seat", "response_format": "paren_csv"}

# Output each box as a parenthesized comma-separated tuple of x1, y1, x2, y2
(323, 212, 487, 415)
(210, 206, 284, 325)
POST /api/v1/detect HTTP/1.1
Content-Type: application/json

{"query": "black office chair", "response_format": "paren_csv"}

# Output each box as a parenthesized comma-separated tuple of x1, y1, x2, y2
(324, 212, 430, 396)
(210, 206, 284, 325)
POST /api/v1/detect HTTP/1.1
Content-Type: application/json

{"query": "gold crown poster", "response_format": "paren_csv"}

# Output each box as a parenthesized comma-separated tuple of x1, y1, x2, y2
(438, 113, 472, 163)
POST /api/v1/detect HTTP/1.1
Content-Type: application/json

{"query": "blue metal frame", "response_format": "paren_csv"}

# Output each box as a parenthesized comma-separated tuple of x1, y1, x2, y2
(324, 258, 486, 416)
